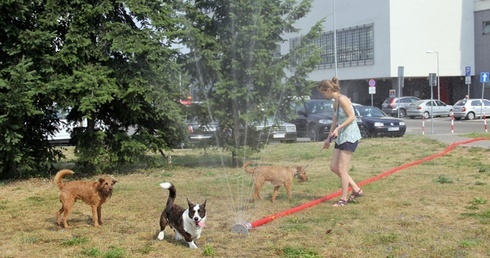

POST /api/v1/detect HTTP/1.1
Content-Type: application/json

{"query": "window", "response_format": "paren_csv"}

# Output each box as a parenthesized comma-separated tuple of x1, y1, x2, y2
(471, 100, 482, 106)
(483, 21, 490, 35)
(289, 23, 374, 69)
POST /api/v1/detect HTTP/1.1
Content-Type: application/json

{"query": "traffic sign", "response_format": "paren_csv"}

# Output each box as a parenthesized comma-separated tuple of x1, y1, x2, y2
(429, 73, 437, 87)
(398, 66, 404, 88)
(369, 86, 376, 94)
(465, 66, 471, 77)
(389, 89, 396, 97)
(368, 79, 376, 87)
(480, 72, 489, 83)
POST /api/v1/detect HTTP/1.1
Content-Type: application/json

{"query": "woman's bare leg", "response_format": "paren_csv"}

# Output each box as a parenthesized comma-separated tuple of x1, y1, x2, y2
(331, 149, 361, 201)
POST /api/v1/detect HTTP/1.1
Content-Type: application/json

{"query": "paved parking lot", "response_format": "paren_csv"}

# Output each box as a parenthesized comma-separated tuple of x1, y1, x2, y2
(296, 116, 489, 148)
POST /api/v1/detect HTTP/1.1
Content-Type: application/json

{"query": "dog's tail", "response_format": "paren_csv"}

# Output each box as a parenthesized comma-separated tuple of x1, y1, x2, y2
(54, 169, 75, 190)
(243, 161, 255, 174)
(160, 182, 177, 208)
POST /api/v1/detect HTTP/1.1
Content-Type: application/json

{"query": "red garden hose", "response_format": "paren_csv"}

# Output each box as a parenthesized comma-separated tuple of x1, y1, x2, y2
(232, 137, 487, 234)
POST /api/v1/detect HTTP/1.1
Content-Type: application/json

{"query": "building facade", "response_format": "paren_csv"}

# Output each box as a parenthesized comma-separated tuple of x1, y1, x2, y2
(284, 0, 490, 105)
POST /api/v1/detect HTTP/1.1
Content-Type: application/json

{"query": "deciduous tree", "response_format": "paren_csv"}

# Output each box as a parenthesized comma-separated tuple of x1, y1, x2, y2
(181, 0, 323, 165)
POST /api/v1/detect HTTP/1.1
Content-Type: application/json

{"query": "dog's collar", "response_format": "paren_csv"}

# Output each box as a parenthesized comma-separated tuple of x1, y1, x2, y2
(294, 169, 298, 178)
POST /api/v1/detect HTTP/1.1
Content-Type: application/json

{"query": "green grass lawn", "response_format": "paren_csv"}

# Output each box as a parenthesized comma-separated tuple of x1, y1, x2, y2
(0, 135, 489, 257)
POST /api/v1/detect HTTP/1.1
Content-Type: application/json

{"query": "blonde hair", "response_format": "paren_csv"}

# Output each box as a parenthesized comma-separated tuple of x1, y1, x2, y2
(318, 77, 340, 92)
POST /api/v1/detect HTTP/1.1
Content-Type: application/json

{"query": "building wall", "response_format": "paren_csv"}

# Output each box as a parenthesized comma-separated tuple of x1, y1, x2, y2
(390, 0, 474, 78)
(474, 8, 490, 99)
(284, 0, 478, 104)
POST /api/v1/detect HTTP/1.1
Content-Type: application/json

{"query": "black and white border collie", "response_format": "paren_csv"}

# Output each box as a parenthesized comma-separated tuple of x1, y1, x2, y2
(157, 182, 207, 249)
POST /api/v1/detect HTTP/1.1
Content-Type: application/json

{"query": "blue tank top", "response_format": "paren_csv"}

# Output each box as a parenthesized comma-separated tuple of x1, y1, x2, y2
(334, 99, 362, 144)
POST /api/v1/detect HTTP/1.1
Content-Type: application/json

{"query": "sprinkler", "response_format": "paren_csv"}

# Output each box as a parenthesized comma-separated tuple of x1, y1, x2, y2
(231, 222, 252, 235)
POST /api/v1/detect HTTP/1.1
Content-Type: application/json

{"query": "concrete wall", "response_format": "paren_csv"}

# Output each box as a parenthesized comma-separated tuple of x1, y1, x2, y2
(284, 0, 475, 80)
(474, 8, 490, 99)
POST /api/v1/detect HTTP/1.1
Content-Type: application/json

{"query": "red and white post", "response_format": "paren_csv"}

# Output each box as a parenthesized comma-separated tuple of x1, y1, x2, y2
(422, 116, 425, 135)
(484, 114, 488, 133)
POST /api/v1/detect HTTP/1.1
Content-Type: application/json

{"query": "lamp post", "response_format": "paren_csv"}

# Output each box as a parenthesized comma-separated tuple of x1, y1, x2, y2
(426, 50, 440, 100)
(333, 0, 338, 77)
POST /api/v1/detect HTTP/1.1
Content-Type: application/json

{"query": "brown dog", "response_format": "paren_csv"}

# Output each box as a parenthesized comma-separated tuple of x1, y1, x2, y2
(54, 169, 117, 229)
(244, 161, 307, 202)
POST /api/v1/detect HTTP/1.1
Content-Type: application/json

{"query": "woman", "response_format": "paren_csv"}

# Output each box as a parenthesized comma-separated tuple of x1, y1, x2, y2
(318, 77, 364, 207)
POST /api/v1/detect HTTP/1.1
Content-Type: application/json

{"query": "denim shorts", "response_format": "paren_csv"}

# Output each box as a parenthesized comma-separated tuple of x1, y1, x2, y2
(334, 141, 359, 152)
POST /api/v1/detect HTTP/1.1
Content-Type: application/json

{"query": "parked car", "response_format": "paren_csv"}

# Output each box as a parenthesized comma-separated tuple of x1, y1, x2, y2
(406, 99, 453, 119)
(381, 96, 420, 118)
(48, 108, 88, 146)
(184, 116, 220, 146)
(353, 105, 406, 137)
(286, 99, 334, 141)
(252, 118, 297, 143)
(452, 98, 490, 120)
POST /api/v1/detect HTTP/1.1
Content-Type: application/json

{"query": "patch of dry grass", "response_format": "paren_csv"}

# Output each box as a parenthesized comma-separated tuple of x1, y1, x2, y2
(1, 135, 489, 257)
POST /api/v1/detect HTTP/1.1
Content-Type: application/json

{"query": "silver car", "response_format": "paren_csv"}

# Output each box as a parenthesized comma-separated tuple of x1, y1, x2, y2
(452, 98, 490, 120)
(381, 96, 420, 118)
(407, 99, 453, 119)
(253, 118, 297, 143)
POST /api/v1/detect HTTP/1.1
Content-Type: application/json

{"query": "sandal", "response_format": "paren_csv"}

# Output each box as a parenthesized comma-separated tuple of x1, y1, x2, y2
(332, 199, 348, 207)
(348, 189, 364, 202)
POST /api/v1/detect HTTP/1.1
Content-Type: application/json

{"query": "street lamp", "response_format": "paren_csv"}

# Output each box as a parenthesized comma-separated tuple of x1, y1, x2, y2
(333, 0, 338, 77)
(426, 50, 440, 100)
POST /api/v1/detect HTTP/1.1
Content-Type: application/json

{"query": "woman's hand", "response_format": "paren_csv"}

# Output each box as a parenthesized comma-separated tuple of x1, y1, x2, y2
(324, 130, 337, 149)
(323, 140, 331, 149)
(330, 128, 339, 139)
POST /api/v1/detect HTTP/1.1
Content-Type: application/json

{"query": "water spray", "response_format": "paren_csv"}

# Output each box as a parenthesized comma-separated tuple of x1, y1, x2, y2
(231, 146, 326, 236)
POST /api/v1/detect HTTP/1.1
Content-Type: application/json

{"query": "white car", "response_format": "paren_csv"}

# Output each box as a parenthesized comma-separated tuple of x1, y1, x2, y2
(48, 109, 87, 146)
(452, 98, 490, 120)
(407, 100, 453, 119)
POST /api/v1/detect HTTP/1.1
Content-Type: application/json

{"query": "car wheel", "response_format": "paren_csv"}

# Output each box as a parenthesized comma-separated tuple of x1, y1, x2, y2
(399, 109, 407, 118)
(466, 112, 475, 120)
(423, 111, 430, 119)
(359, 126, 369, 138)
(309, 126, 319, 141)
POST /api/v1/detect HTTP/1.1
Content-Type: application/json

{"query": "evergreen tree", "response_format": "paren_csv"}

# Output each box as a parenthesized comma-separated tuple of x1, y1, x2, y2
(0, 0, 186, 177)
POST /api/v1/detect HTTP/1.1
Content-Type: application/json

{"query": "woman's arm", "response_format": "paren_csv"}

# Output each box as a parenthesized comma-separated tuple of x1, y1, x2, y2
(324, 100, 339, 148)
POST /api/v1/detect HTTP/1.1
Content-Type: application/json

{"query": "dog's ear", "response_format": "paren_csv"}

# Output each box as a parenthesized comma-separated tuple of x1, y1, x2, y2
(187, 198, 194, 208)
(112, 179, 117, 185)
(202, 199, 207, 208)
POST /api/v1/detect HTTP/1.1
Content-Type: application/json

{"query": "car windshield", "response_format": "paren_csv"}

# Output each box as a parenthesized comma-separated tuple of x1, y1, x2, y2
(252, 117, 287, 129)
(185, 116, 218, 126)
(355, 106, 387, 117)
(305, 100, 333, 114)
(257, 118, 280, 126)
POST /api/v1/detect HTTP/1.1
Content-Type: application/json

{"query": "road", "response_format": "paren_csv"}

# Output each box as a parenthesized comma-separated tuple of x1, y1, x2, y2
(297, 116, 488, 142)
(403, 116, 488, 135)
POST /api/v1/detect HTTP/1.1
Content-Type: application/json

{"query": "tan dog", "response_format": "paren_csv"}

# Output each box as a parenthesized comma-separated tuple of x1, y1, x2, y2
(54, 169, 117, 229)
(244, 161, 307, 202)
